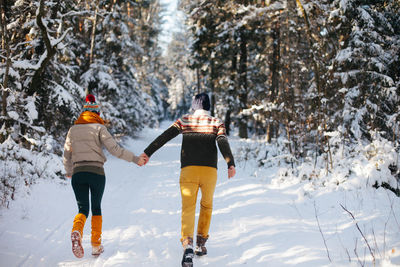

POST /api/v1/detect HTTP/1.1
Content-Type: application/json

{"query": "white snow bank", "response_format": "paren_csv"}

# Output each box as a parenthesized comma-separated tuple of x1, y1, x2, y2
(0, 123, 399, 266)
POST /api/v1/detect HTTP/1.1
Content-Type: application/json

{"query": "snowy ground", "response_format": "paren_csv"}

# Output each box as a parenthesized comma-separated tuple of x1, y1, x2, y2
(1, 122, 400, 267)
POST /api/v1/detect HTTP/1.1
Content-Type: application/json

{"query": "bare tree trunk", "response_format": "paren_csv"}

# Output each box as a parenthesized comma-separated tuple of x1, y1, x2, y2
(210, 59, 215, 116)
(295, 0, 322, 142)
(0, 0, 10, 118)
(295, 0, 327, 170)
(270, 21, 280, 102)
(28, 0, 57, 96)
(89, 0, 99, 64)
(225, 52, 237, 136)
(266, 20, 281, 143)
(238, 30, 248, 139)
(196, 68, 201, 93)
(27, 0, 70, 128)
(1, 48, 10, 117)
(225, 109, 231, 136)
(0, 0, 13, 143)
(295, 0, 321, 107)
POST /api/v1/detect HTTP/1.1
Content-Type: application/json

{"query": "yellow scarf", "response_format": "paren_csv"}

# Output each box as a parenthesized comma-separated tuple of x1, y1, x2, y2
(75, 111, 105, 125)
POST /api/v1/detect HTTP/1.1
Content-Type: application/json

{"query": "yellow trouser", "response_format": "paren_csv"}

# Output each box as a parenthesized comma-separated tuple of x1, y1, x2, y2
(180, 166, 217, 243)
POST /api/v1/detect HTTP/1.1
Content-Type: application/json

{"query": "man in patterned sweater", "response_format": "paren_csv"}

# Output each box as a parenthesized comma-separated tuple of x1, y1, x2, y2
(141, 93, 236, 267)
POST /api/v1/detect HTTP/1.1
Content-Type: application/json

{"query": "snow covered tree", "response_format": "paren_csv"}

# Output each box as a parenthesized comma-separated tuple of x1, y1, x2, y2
(180, 0, 399, 171)
(184, 0, 284, 137)
(1, 0, 168, 142)
(329, 0, 400, 141)
(77, 0, 165, 134)
(0, 0, 168, 206)
(164, 29, 197, 118)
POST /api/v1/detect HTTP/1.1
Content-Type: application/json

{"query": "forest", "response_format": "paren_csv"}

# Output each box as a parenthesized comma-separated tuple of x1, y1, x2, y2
(1, 0, 400, 207)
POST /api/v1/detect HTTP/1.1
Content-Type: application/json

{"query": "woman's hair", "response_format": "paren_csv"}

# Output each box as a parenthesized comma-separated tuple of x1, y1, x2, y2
(191, 93, 210, 111)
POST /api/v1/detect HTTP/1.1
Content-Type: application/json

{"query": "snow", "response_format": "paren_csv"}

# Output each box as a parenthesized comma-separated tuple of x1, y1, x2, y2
(51, 82, 75, 106)
(24, 96, 38, 123)
(358, 7, 374, 28)
(335, 47, 352, 63)
(13, 0, 24, 7)
(159, 0, 183, 53)
(339, 0, 351, 14)
(50, 27, 72, 48)
(7, 110, 19, 120)
(7, 19, 20, 31)
(13, 51, 48, 70)
(0, 122, 399, 266)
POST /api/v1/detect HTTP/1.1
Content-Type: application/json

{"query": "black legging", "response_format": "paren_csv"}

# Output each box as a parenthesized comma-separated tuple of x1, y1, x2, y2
(71, 172, 105, 217)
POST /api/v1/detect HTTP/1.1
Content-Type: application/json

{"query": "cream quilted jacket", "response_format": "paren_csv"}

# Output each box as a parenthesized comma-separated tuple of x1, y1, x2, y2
(63, 123, 139, 176)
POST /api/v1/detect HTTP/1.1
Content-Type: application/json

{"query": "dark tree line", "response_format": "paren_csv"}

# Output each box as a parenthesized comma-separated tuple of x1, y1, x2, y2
(170, 0, 400, 169)
(0, 0, 168, 206)
(1, 0, 400, 205)
(0, 0, 168, 148)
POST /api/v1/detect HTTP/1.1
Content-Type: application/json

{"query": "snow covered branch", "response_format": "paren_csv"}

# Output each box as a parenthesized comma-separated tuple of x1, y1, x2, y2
(28, 0, 71, 95)
(36, 0, 55, 58)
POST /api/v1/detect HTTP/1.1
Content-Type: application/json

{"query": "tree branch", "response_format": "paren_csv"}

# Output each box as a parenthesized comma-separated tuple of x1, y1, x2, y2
(36, 0, 55, 57)
(340, 204, 375, 265)
(314, 201, 332, 262)
(28, 0, 66, 95)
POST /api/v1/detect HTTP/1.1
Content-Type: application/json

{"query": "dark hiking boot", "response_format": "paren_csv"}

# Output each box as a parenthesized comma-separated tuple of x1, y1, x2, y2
(181, 246, 194, 267)
(181, 237, 194, 266)
(195, 235, 208, 256)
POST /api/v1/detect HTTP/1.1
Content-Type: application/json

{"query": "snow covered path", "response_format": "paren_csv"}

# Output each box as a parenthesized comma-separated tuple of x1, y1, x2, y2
(1, 123, 400, 266)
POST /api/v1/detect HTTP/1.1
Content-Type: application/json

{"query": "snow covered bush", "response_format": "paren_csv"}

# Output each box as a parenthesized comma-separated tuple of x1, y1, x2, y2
(235, 135, 293, 169)
(302, 132, 399, 194)
(236, 132, 400, 198)
(0, 136, 64, 208)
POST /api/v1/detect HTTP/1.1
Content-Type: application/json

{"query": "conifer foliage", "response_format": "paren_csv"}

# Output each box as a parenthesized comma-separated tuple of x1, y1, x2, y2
(174, 0, 400, 160)
(1, 0, 400, 206)
(0, 0, 167, 206)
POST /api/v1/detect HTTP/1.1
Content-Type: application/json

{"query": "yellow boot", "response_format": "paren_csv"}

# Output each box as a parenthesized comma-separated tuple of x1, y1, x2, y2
(91, 215, 104, 256)
(71, 213, 86, 258)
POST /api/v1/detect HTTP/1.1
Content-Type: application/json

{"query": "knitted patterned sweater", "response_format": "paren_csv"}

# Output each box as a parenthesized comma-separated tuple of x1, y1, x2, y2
(144, 109, 235, 169)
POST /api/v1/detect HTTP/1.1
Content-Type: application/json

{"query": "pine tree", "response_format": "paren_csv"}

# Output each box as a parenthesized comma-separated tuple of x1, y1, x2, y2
(0, 0, 168, 205)
(164, 29, 196, 118)
(329, 0, 400, 141)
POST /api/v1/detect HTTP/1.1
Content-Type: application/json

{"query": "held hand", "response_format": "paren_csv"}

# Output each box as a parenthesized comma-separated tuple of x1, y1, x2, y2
(137, 154, 147, 166)
(228, 166, 236, 179)
(141, 153, 150, 165)
(138, 153, 150, 166)
(137, 156, 145, 166)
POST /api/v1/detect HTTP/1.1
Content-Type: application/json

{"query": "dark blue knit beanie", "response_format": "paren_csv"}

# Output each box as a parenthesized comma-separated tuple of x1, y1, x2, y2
(192, 93, 210, 111)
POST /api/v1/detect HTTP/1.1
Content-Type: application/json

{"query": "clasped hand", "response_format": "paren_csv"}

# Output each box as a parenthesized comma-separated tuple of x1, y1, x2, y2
(137, 153, 149, 166)
(136, 153, 235, 179)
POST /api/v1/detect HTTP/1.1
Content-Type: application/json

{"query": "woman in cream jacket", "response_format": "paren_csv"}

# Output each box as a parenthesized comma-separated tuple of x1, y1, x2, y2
(63, 94, 144, 258)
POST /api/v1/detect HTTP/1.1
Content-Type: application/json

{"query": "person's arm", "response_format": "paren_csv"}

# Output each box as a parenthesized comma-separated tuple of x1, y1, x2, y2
(216, 122, 236, 178)
(216, 135, 235, 168)
(100, 126, 140, 164)
(143, 125, 180, 157)
(217, 136, 236, 178)
(63, 129, 73, 178)
(216, 122, 235, 167)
